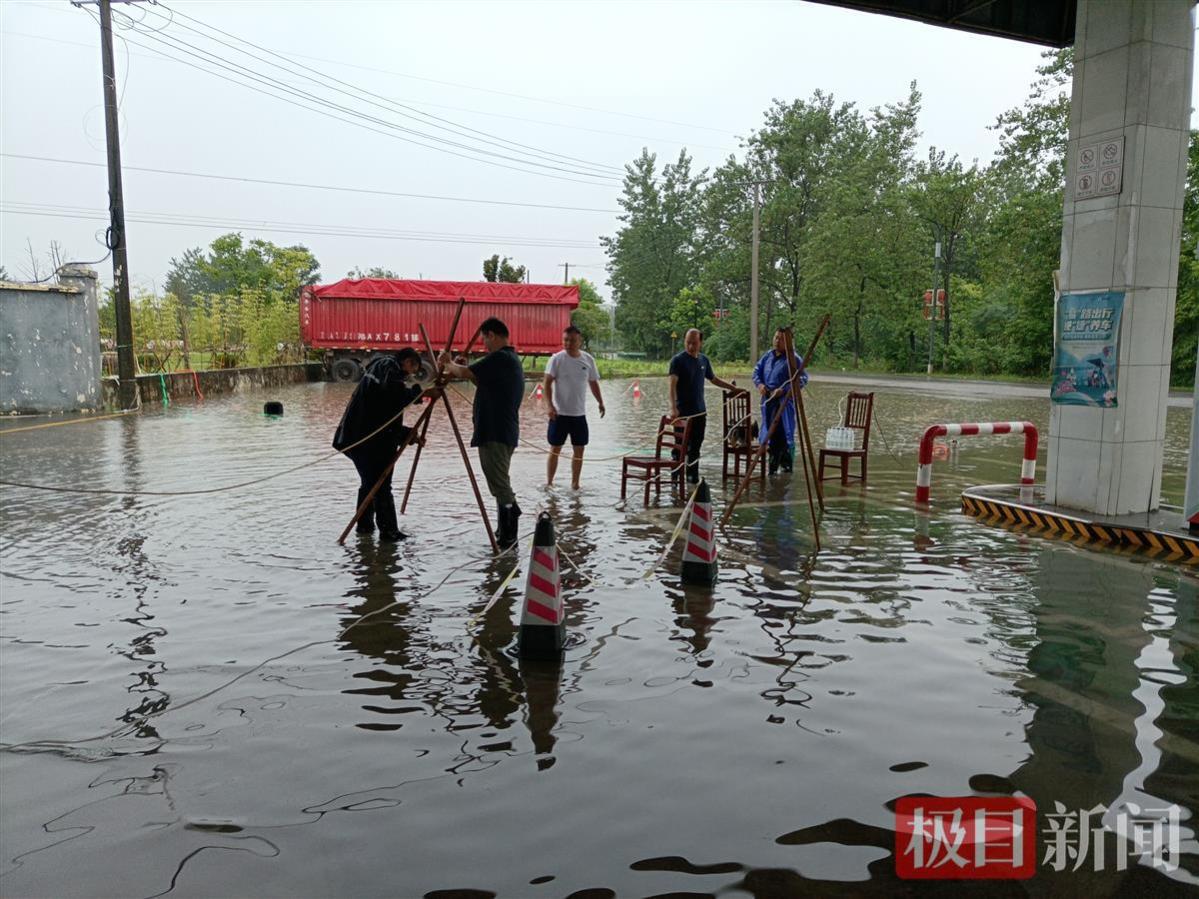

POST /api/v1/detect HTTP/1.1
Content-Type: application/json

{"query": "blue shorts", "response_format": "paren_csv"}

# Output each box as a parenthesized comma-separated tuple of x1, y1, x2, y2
(547, 414, 589, 447)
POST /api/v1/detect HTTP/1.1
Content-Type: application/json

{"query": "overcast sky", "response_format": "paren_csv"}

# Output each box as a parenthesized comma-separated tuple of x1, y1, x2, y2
(1, 0, 1189, 300)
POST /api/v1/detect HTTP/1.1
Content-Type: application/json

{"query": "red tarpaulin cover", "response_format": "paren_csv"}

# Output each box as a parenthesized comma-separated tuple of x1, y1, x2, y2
(308, 278, 579, 308)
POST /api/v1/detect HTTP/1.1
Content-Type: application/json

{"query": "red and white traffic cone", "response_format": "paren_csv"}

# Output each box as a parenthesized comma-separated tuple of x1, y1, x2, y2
(519, 513, 564, 659)
(632, 379, 642, 400)
(531, 382, 544, 400)
(680, 479, 718, 586)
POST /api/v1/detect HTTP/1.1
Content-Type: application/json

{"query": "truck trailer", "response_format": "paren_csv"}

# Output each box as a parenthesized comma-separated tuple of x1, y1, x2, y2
(300, 278, 580, 381)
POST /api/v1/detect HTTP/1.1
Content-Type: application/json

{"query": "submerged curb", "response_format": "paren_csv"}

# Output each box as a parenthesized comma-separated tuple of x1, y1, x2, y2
(961, 484, 1199, 564)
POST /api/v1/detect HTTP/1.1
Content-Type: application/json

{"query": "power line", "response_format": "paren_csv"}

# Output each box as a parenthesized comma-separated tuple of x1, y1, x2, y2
(143, 1, 625, 177)
(1, 203, 604, 249)
(96, 6, 622, 184)
(2, 153, 621, 214)
(0, 29, 735, 154)
(10, 0, 737, 138)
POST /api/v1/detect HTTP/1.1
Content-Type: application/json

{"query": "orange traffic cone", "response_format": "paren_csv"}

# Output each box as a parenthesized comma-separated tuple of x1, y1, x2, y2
(519, 513, 564, 659)
(680, 479, 718, 586)
(632, 379, 642, 399)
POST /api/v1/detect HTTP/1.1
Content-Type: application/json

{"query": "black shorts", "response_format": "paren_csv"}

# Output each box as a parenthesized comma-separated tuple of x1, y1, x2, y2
(547, 414, 589, 447)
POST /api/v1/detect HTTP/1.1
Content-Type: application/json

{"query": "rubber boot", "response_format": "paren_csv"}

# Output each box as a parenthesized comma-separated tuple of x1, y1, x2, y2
(355, 487, 376, 534)
(497, 502, 521, 550)
(375, 490, 406, 542)
(495, 503, 511, 549)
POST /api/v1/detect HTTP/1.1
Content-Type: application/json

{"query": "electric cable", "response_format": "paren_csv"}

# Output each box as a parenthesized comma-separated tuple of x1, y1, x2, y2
(101, 9, 620, 185)
(1, 153, 619, 213)
(0, 204, 602, 250)
(140, 1, 625, 177)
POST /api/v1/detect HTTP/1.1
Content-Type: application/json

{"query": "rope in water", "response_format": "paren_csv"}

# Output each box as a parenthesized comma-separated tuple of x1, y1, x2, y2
(0, 548, 497, 756)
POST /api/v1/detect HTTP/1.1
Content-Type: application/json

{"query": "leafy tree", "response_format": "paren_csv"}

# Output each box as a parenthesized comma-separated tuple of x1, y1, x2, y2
(991, 48, 1073, 192)
(1174, 130, 1199, 387)
(803, 85, 926, 368)
(602, 148, 706, 355)
(482, 254, 526, 283)
(347, 266, 400, 279)
(569, 277, 611, 347)
(909, 149, 984, 367)
(165, 233, 319, 307)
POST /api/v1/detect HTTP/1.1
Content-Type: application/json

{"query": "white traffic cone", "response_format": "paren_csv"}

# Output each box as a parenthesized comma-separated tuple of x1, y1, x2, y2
(519, 513, 564, 658)
(680, 479, 718, 585)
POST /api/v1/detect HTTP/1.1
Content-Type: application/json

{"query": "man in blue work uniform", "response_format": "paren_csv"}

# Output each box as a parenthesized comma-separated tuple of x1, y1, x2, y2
(752, 327, 809, 475)
(333, 347, 429, 541)
(440, 317, 524, 549)
(668, 328, 746, 484)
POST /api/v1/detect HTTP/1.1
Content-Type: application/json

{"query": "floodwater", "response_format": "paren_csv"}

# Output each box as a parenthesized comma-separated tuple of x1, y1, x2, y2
(0, 375, 1195, 897)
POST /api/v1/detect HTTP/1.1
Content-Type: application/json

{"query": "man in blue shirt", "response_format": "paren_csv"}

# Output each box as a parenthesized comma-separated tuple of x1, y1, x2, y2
(668, 328, 746, 484)
(440, 317, 524, 549)
(752, 327, 809, 475)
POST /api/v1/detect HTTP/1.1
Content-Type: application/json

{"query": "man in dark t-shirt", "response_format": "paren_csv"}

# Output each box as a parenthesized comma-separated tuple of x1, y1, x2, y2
(668, 328, 746, 484)
(440, 317, 524, 549)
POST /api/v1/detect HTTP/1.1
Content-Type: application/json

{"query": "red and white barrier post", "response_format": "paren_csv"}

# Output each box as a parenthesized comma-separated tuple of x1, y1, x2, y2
(519, 513, 564, 659)
(916, 421, 1038, 504)
(681, 479, 718, 585)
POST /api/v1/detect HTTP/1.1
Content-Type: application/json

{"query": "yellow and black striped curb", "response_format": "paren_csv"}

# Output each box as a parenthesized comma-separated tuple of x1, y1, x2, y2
(961, 493, 1199, 563)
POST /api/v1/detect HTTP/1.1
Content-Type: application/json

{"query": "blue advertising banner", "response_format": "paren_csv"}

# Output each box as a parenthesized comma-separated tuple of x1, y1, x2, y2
(1051, 291, 1124, 407)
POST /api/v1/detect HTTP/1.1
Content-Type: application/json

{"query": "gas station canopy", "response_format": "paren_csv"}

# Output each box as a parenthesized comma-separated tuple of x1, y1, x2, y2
(807, 0, 1076, 47)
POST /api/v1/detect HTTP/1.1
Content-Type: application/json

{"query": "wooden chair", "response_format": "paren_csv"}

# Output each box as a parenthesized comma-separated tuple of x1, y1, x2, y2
(622, 415, 693, 503)
(722, 388, 764, 482)
(818, 391, 874, 484)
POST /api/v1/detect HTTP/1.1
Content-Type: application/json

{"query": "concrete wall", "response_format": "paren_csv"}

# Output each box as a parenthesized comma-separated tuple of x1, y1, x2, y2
(101, 362, 325, 408)
(0, 266, 103, 415)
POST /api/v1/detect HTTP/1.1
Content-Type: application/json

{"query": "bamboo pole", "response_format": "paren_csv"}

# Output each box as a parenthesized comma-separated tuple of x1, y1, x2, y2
(780, 329, 821, 552)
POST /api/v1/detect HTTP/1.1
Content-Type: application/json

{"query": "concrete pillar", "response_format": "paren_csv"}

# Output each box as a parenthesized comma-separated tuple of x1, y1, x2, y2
(1046, 0, 1194, 515)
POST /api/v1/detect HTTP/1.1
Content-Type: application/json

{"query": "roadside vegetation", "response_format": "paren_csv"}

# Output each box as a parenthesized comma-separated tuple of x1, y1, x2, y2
(73, 50, 1194, 385)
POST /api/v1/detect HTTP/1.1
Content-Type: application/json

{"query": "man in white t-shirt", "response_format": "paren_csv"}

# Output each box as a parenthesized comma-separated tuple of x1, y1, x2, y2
(544, 325, 605, 489)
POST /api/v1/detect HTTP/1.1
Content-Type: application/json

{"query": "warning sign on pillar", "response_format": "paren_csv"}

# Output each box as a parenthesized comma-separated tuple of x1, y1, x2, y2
(1074, 137, 1124, 200)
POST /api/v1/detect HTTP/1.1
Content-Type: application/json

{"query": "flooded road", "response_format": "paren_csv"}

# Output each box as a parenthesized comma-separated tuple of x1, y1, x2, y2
(1, 376, 1196, 896)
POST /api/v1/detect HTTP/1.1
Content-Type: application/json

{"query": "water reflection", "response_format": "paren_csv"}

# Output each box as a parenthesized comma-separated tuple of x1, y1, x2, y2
(1012, 548, 1199, 885)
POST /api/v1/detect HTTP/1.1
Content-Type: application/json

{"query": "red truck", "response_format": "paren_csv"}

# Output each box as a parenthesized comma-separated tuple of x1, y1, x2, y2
(300, 278, 580, 381)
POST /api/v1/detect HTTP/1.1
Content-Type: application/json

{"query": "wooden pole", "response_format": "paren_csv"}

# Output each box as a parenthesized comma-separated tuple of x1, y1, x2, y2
(404, 316, 499, 552)
(439, 391, 499, 553)
(780, 330, 821, 551)
(399, 409, 434, 514)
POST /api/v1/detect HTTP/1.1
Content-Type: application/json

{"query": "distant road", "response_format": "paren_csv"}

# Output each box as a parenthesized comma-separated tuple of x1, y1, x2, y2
(809, 370, 1194, 409)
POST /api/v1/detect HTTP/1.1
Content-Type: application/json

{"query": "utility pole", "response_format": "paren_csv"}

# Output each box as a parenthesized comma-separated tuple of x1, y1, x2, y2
(91, 0, 142, 409)
(559, 262, 570, 285)
(926, 238, 941, 376)
(750, 182, 761, 365)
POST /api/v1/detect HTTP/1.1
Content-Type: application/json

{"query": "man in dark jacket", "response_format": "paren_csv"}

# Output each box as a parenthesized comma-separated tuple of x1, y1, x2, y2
(440, 317, 524, 549)
(333, 348, 428, 541)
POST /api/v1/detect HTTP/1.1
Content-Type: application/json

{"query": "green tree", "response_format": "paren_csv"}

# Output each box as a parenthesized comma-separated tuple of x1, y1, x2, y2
(1174, 130, 1199, 386)
(348, 266, 400, 279)
(165, 233, 319, 306)
(909, 149, 984, 367)
(803, 84, 926, 368)
(569, 277, 611, 347)
(602, 148, 707, 355)
(483, 254, 526, 283)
